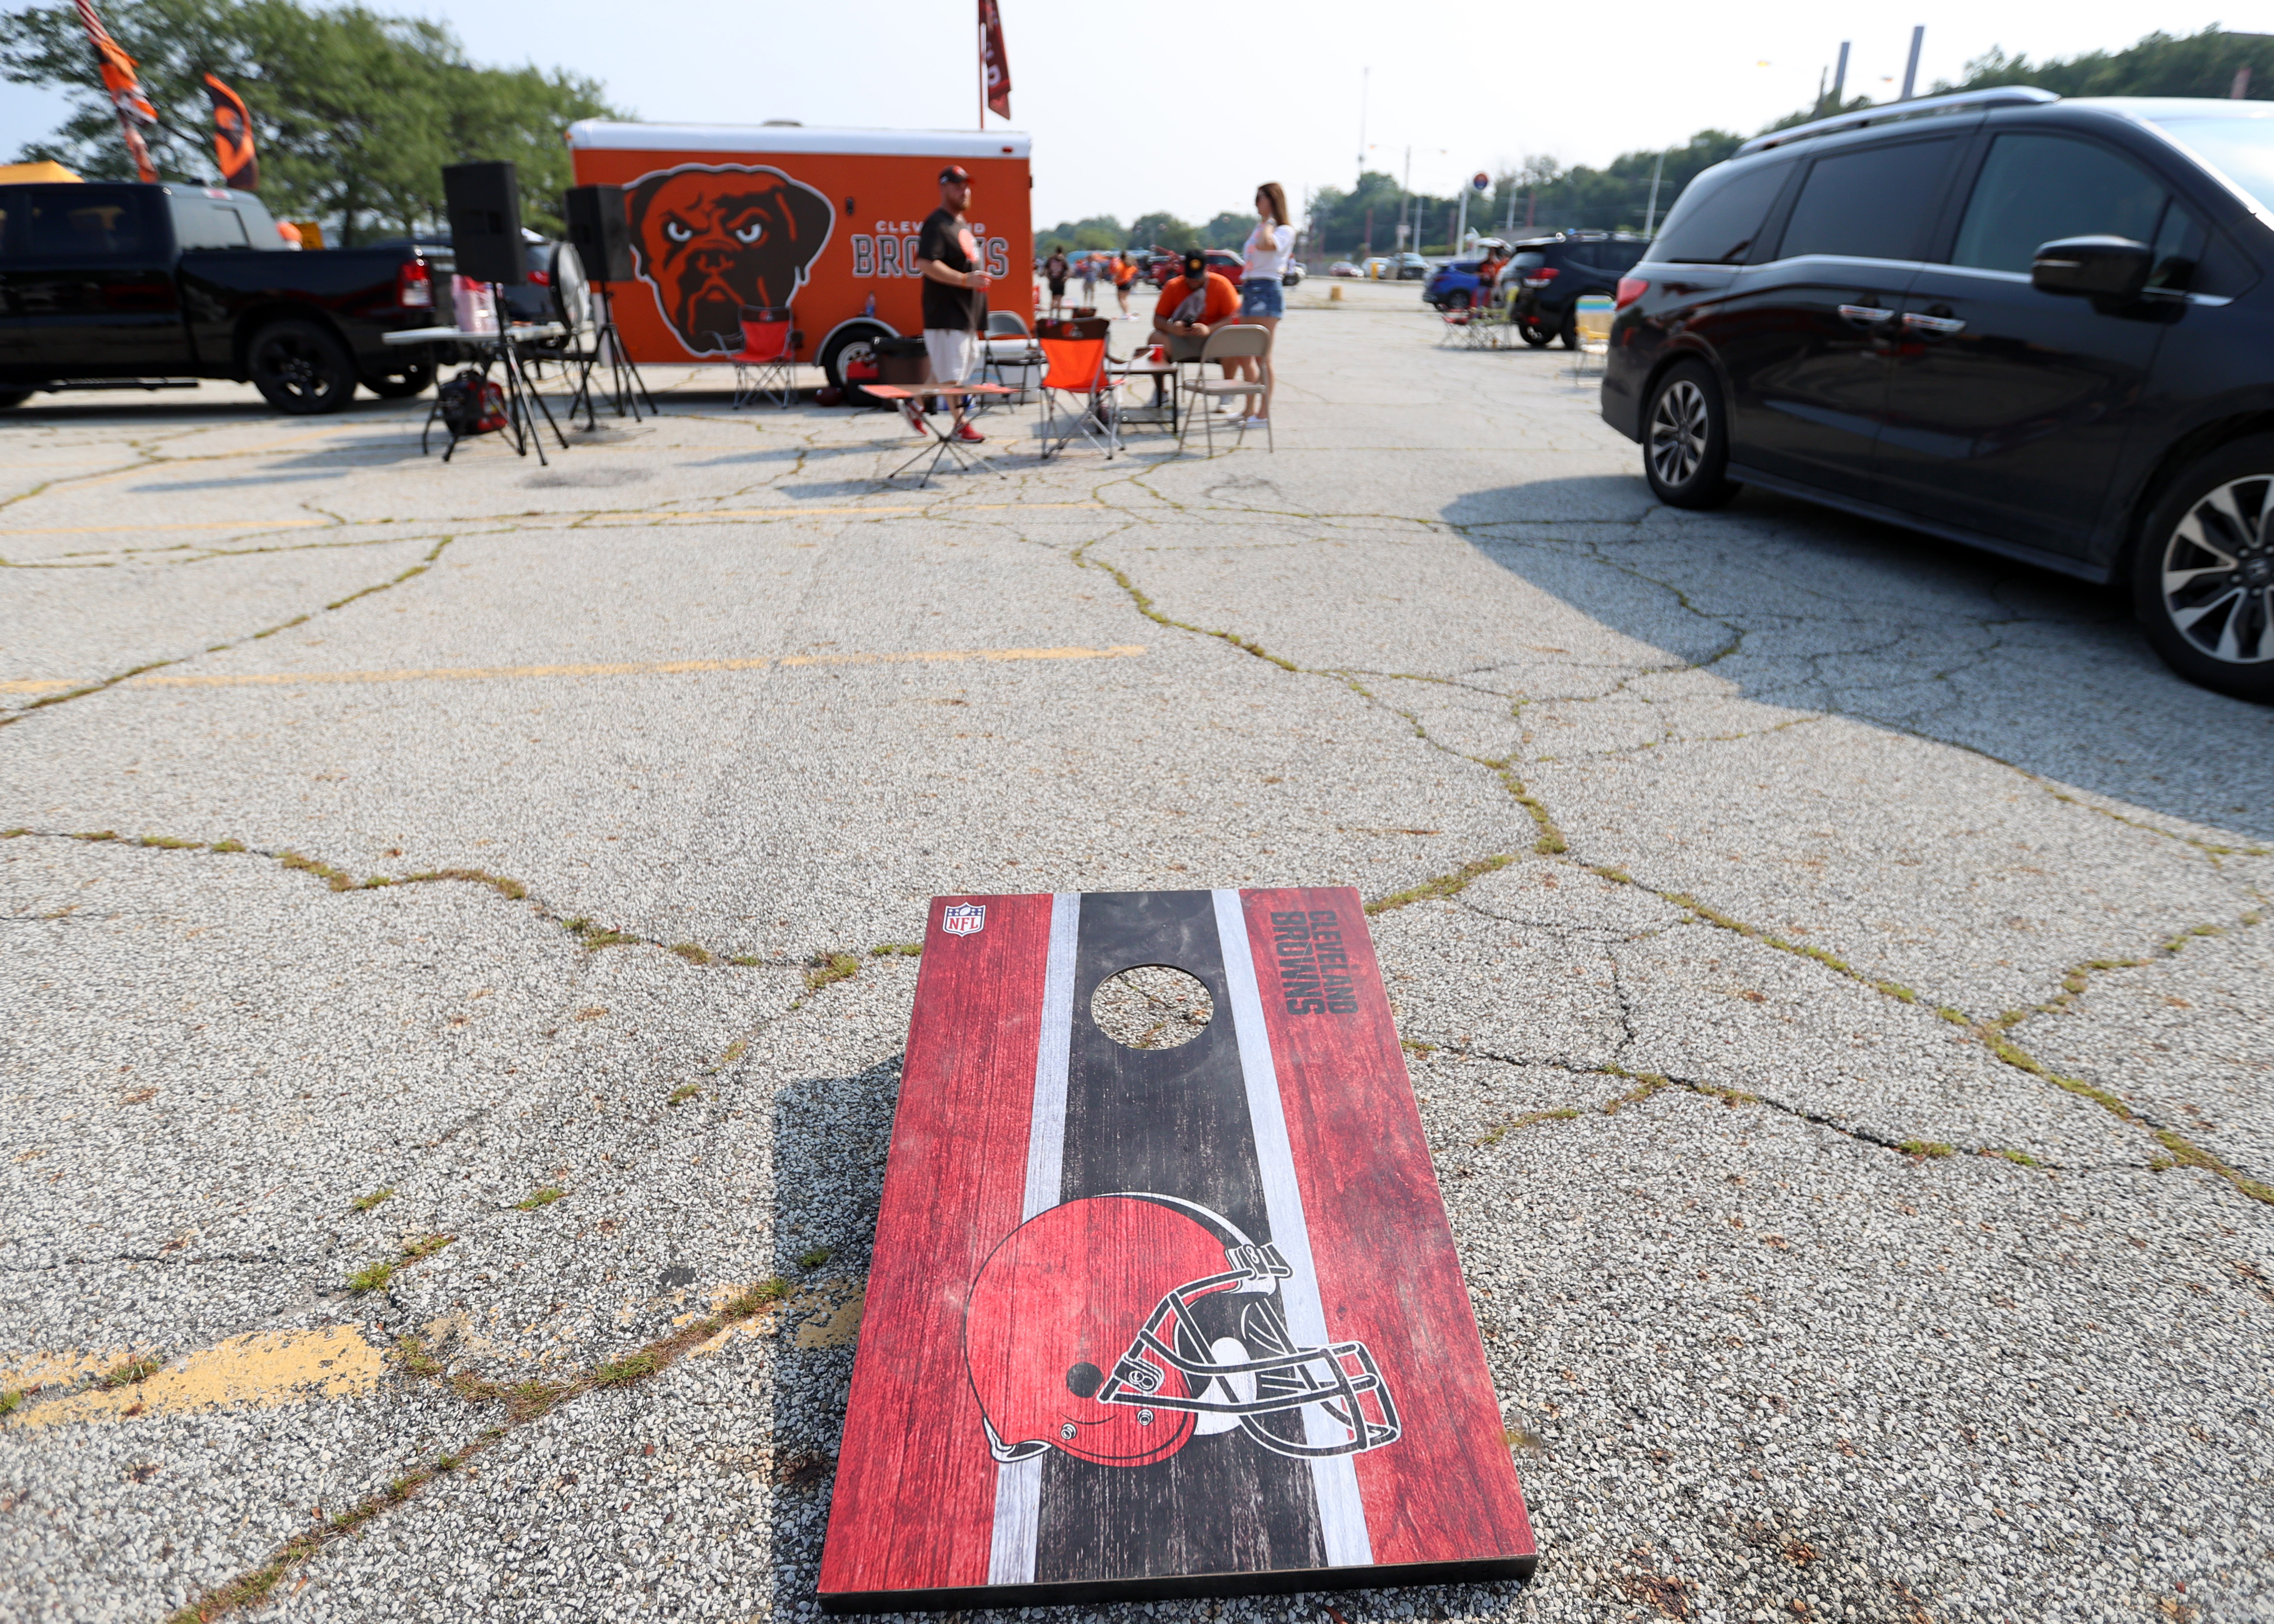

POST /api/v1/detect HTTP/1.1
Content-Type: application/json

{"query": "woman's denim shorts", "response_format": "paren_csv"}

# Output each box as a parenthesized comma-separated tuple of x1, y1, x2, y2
(1240, 277, 1285, 319)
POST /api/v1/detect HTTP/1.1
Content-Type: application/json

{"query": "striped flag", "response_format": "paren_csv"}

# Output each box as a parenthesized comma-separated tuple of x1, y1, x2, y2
(72, 0, 159, 182)
(203, 73, 258, 191)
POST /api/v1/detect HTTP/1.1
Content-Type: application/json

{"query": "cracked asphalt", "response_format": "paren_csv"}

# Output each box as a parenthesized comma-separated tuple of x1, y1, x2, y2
(3, 276, 2271, 1624)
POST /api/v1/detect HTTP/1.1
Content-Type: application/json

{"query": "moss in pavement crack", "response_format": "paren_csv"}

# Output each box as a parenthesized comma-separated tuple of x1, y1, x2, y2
(1366, 854, 1516, 915)
(1, 535, 455, 729)
(1071, 540, 1299, 670)
(167, 1275, 809, 1623)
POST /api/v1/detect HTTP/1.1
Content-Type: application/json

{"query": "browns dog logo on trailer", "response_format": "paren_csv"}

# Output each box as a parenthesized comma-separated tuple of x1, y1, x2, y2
(624, 163, 833, 355)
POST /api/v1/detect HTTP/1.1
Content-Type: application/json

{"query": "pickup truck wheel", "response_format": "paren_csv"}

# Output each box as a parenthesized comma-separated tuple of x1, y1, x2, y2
(1519, 318, 1551, 348)
(360, 358, 434, 399)
(1643, 361, 1740, 510)
(1557, 309, 1581, 350)
(2133, 433, 2274, 702)
(0, 390, 32, 409)
(248, 318, 356, 414)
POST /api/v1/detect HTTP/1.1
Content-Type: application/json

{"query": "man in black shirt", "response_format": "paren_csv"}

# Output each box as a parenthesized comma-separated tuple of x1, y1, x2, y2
(914, 164, 992, 444)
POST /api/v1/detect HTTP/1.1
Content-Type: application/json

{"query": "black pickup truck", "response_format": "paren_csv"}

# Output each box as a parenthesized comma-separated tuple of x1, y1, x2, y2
(0, 181, 445, 413)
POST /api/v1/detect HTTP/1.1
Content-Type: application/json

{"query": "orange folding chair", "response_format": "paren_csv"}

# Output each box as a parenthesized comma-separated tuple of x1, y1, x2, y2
(722, 306, 798, 408)
(1035, 317, 1120, 460)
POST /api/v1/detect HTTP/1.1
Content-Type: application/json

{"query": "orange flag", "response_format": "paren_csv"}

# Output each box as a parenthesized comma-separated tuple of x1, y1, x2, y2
(204, 73, 258, 190)
(72, 0, 158, 182)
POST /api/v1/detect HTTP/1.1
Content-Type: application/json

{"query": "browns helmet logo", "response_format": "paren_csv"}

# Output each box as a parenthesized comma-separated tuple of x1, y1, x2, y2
(625, 163, 833, 356)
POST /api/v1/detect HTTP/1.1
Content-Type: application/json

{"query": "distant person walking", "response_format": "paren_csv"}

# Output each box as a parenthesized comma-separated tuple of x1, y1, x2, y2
(914, 163, 992, 444)
(1112, 251, 1136, 318)
(1077, 252, 1101, 310)
(1043, 247, 1069, 317)
(1233, 181, 1294, 426)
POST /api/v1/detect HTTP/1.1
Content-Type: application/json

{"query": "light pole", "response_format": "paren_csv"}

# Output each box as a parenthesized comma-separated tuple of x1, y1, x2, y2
(1643, 149, 1665, 236)
(1355, 67, 1370, 185)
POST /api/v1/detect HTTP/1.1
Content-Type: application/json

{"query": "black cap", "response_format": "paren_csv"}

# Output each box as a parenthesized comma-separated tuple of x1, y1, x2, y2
(939, 164, 972, 184)
(1183, 248, 1205, 275)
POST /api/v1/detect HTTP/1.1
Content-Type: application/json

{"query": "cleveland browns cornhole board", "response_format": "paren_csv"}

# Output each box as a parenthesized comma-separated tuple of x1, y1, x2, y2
(817, 888, 1536, 1612)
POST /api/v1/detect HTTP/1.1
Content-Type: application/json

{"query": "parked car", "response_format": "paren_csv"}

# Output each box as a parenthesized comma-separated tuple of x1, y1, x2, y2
(1604, 89, 2274, 699)
(0, 181, 446, 411)
(1424, 256, 1503, 310)
(1147, 247, 1244, 288)
(1283, 260, 1306, 287)
(1393, 252, 1432, 280)
(1329, 260, 1361, 278)
(1363, 256, 1393, 279)
(1503, 231, 1649, 346)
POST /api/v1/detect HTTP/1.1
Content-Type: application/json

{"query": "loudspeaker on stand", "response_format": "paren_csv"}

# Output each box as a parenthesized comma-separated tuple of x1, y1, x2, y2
(443, 161, 525, 285)
(563, 184, 634, 283)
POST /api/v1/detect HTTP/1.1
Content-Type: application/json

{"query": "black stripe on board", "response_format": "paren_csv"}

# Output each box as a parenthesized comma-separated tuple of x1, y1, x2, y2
(1034, 889, 1326, 1583)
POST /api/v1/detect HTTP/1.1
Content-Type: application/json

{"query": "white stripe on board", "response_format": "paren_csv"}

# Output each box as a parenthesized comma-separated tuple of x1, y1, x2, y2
(986, 891, 1083, 1586)
(1211, 889, 1374, 1569)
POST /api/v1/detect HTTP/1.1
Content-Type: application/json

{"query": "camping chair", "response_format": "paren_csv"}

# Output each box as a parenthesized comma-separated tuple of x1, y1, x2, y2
(721, 306, 798, 407)
(1036, 317, 1120, 460)
(1570, 295, 1614, 381)
(982, 310, 1043, 404)
(1180, 324, 1273, 455)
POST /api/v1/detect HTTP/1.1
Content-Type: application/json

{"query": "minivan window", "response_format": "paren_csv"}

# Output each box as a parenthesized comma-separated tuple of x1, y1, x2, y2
(1950, 134, 2166, 274)
(23, 185, 148, 259)
(1651, 161, 1788, 263)
(1777, 138, 1961, 262)
(2147, 116, 2274, 214)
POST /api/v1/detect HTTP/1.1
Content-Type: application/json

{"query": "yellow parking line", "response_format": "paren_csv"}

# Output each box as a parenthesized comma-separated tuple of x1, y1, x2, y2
(0, 518, 334, 537)
(2, 643, 1145, 696)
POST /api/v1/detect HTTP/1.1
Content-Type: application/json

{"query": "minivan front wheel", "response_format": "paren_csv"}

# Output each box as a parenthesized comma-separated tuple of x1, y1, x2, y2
(1643, 361, 1738, 510)
(2134, 435, 2274, 702)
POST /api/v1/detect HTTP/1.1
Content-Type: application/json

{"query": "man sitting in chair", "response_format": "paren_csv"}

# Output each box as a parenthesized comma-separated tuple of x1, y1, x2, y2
(1150, 249, 1240, 369)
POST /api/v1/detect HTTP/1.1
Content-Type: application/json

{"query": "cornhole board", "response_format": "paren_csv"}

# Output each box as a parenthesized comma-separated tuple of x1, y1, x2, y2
(817, 888, 1537, 1612)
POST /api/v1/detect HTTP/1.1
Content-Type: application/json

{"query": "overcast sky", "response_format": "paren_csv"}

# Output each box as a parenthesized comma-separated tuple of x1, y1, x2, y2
(3, 1, 2248, 228)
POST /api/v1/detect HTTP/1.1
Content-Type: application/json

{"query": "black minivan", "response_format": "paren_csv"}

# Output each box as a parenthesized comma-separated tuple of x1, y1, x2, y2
(1602, 90, 2274, 700)
(1507, 232, 1649, 348)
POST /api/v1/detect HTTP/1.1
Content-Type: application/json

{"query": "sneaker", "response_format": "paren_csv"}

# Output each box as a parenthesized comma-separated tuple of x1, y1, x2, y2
(901, 401, 928, 436)
(954, 423, 986, 444)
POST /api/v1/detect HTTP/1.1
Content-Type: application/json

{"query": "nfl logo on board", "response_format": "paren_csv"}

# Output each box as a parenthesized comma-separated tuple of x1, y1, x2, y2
(941, 903, 986, 936)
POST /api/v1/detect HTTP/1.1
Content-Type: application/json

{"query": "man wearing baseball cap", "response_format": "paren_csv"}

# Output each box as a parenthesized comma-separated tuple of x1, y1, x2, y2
(913, 164, 992, 444)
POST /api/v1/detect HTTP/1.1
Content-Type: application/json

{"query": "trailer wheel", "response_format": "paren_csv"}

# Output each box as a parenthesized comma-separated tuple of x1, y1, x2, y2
(247, 317, 356, 414)
(820, 323, 893, 407)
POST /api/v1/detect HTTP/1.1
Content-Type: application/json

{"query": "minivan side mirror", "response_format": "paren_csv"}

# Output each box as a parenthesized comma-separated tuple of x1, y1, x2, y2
(2031, 236, 2151, 299)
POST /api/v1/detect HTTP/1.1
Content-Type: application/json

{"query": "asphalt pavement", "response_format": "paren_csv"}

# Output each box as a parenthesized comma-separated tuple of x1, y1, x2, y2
(3, 275, 2270, 1624)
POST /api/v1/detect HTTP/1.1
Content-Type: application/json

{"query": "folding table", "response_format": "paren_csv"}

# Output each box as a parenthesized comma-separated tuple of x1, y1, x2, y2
(863, 382, 1021, 485)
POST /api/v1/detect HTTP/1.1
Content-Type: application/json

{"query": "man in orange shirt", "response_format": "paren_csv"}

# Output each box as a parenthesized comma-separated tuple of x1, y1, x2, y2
(1150, 248, 1238, 361)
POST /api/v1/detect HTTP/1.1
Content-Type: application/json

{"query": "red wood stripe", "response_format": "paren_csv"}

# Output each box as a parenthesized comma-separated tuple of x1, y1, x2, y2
(1238, 887, 1537, 1567)
(818, 893, 1052, 1598)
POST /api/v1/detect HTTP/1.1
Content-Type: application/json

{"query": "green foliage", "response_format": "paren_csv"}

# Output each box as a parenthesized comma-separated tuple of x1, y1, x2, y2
(1198, 210, 1253, 249)
(1039, 213, 1122, 251)
(1935, 27, 2274, 101)
(1128, 210, 1197, 250)
(0, 0, 621, 241)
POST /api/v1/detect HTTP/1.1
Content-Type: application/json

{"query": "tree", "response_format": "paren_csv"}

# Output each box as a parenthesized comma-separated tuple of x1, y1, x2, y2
(1198, 210, 1252, 248)
(1934, 26, 2274, 99)
(1128, 210, 1197, 250)
(1039, 213, 1122, 250)
(0, 0, 619, 242)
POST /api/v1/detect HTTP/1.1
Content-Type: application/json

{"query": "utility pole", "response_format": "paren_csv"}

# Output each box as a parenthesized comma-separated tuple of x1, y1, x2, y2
(1900, 26, 1924, 100)
(1356, 67, 1369, 185)
(1831, 41, 1849, 108)
(1814, 64, 1827, 118)
(1399, 145, 1412, 250)
(1644, 149, 1665, 236)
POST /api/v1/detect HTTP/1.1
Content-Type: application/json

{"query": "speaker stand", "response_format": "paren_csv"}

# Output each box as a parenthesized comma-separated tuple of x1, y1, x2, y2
(569, 284, 657, 430)
(490, 281, 569, 466)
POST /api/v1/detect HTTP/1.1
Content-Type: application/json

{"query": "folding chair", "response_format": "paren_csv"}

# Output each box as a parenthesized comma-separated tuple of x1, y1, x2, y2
(982, 310, 1043, 404)
(721, 306, 798, 407)
(1179, 324, 1272, 455)
(1036, 317, 1120, 460)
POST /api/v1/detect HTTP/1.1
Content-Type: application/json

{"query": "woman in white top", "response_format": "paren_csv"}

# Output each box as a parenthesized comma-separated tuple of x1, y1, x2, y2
(1233, 181, 1293, 426)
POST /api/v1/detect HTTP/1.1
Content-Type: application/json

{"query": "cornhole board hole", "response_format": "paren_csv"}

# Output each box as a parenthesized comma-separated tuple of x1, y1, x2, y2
(817, 887, 1537, 1612)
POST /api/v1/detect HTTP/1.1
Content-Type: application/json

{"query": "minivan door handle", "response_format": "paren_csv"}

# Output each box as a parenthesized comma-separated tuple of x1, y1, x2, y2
(1838, 304, 1895, 325)
(1902, 311, 1966, 336)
